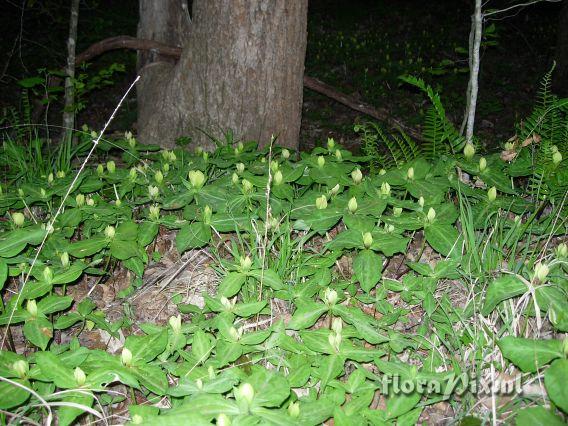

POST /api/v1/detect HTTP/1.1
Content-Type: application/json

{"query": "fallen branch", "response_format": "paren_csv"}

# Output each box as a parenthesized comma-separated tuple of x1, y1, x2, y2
(67, 35, 423, 141)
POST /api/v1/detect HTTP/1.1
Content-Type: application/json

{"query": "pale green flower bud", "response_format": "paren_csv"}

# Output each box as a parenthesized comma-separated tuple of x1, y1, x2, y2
(327, 137, 335, 150)
(229, 326, 243, 341)
(115, 199, 122, 207)
(188, 170, 206, 189)
(351, 168, 363, 184)
(162, 163, 170, 173)
(552, 151, 562, 166)
(149, 205, 160, 221)
(534, 262, 549, 283)
(56, 170, 65, 178)
(555, 243, 567, 259)
(281, 148, 290, 160)
(317, 156, 325, 168)
(76, 193, 85, 207)
(86, 197, 95, 206)
(40, 188, 47, 198)
(42, 266, 53, 283)
(12, 360, 29, 378)
(273, 170, 283, 186)
(96, 164, 104, 176)
(288, 401, 300, 418)
(131, 415, 143, 425)
(464, 143, 475, 159)
(240, 256, 252, 272)
(47, 173, 54, 184)
(335, 149, 343, 161)
(551, 145, 559, 154)
(487, 186, 497, 202)
(385, 224, 395, 233)
(221, 296, 233, 310)
(196, 378, 203, 390)
(237, 383, 255, 405)
(18, 188, 24, 198)
(315, 195, 328, 210)
(324, 288, 338, 305)
(348, 197, 358, 213)
(242, 179, 253, 193)
(12, 212, 25, 227)
(203, 151, 209, 162)
(479, 157, 487, 172)
(60, 252, 70, 268)
(195, 146, 203, 155)
(129, 168, 137, 182)
(169, 315, 182, 334)
(74, 367, 86, 386)
(203, 205, 212, 224)
(363, 232, 373, 249)
(393, 207, 402, 217)
(504, 142, 514, 151)
(27, 300, 38, 317)
(331, 318, 343, 335)
(104, 225, 116, 239)
(418, 196, 424, 208)
(217, 413, 231, 426)
(236, 163, 245, 175)
(208, 365, 216, 379)
(148, 185, 159, 199)
(380, 182, 391, 196)
(406, 167, 414, 180)
(270, 160, 279, 173)
(379, 168, 386, 175)
(330, 184, 340, 196)
(121, 347, 133, 367)
(106, 161, 116, 174)
(90, 130, 98, 139)
(154, 170, 164, 184)
(232, 173, 239, 185)
(426, 207, 436, 223)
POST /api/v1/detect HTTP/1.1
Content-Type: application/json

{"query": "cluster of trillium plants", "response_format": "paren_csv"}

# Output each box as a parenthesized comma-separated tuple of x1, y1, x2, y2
(0, 132, 566, 425)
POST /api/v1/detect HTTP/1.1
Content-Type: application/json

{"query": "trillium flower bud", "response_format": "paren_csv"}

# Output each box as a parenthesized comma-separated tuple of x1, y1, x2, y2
(115, 199, 122, 207)
(169, 315, 182, 334)
(229, 326, 242, 341)
(385, 224, 395, 233)
(42, 266, 53, 283)
(121, 347, 133, 367)
(163, 161, 170, 172)
(76, 193, 85, 207)
(217, 413, 231, 426)
(12, 360, 29, 379)
(196, 378, 204, 390)
(208, 365, 216, 379)
(18, 188, 24, 198)
(479, 157, 487, 172)
(330, 184, 340, 196)
(363, 232, 373, 248)
(86, 197, 95, 206)
(74, 367, 86, 386)
(12, 212, 25, 227)
(149, 205, 160, 221)
(393, 207, 402, 217)
(203, 205, 212, 224)
(556, 243, 567, 259)
(351, 168, 363, 184)
(315, 195, 328, 210)
(242, 179, 253, 193)
(281, 148, 290, 159)
(273, 170, 283, 186)
(426, 207, 436, 223)
(40, 188, 47, 198)
(106, 161, 116, 174)
(463, 143, 475, 159)
(60, 252, 70, 268)
(154, 170, 164, 184)
(327, 137, 335, 150)
(504, 142, 514, 151)
(418, 196, 425, 208)
(288, 401, 300, 418)
(270, 160, 279, 173)
(335, 149, 343, 161)
(232, 173, 239, 185)
(27, 300, 38, 317)
(552, 151, 562, 166)
(406, 167, 414, 180)
(533, 262, 549, 283)
(487, 186, 497, 202)
(317, 156, 325, 168)
(188, 170, 206, 189)
(348, 197, 358, 213)
(324, 287, 338, 305)
(47, 173, 54, 184)
(221, 296, 233, 310)
(104, 225, 116, 239)
(238, 383, 255, 405)
(56, 170, 65, 178)
(331, 318, 343, 335)
(148, 185, 159, 199)
(96, 164, 104, 176)
(236, 163, 245, 174)
(380, 182, 391, 196)
(379, 168, 386, 175)
(240, 256, 252, 272)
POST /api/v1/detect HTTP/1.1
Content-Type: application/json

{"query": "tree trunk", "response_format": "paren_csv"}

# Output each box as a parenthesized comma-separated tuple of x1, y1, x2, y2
(62, 0, 80, 143)
(554, 0, 568, 96)
(137, 0, 308, 150)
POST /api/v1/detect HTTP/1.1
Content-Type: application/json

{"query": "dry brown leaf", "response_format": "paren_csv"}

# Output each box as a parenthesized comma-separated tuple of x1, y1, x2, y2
(500, 149, 518, 162)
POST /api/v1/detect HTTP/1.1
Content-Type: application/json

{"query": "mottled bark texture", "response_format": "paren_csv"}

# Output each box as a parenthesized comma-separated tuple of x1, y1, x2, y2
(137, 0, 308, 150)
(554, 0, 568, 97)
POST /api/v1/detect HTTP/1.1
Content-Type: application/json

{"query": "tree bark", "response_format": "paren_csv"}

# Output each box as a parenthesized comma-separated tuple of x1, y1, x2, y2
(62, 0, 80, 143)
(554, 0, 568, 96)
(137, 0, 308, 150)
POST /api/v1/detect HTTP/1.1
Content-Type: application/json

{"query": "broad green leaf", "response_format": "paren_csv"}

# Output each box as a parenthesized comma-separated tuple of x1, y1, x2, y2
(126, 329, 168, 363)
(166, 394, 239, 419)
(67, 237, 108, 258)
(52, 262, 85, 285)
(248, 369, 290, 407)
(482, 275, 527, 315)
(544, 359, 568, 413)
(0, 226, 46, 257)
(248, 268, 284, 290)
(385, 392, 421, 420)
(110, 239, 139, 260)
(115, 221, 138, 241)
(424, 223, 460, 257)
(515, 407, 566, 426)
(57, 392, 94, 426)
(20, 280, 53, 300)
(35, 351, 76, 388)
(319, 354, 345, 391)
(138, 221, 159, 247)
(123, 256, 145, 277)
(233, 300, 267, 317)
(498, 336, 563, 373)
(23, 317, 53, 350)
(37, 295, 73, 315)
(287, 301, 328, 330)
(0, 379, 31, 409)
(0, 260, 8, 290)
(353, 249, 382, 292)
(134, 363, 168, 395)
(55, 312, 83, 329)
(218, 272, 246, 297)
(192, 330, 215, 364)
(176, 222, 211, 253)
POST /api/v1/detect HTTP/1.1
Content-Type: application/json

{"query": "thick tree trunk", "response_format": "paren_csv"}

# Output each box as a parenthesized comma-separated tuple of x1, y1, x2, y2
(137, 0, 308, 150)
(554, 0, 568, 96)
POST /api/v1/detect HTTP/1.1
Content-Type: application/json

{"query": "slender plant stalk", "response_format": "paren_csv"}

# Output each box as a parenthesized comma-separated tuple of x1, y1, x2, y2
(465, 0, 482, 144)
(62, 0, 80, 144)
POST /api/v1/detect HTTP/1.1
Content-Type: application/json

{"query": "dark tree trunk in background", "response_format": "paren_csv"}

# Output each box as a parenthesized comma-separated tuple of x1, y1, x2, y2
(137, 0, 308, 150)
(554, 0, 568, 96)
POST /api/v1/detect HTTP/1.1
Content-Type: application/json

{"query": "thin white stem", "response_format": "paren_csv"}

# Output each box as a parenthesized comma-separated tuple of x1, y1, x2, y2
(466, 0, 483, 144)
(62, 0, 80, 143)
